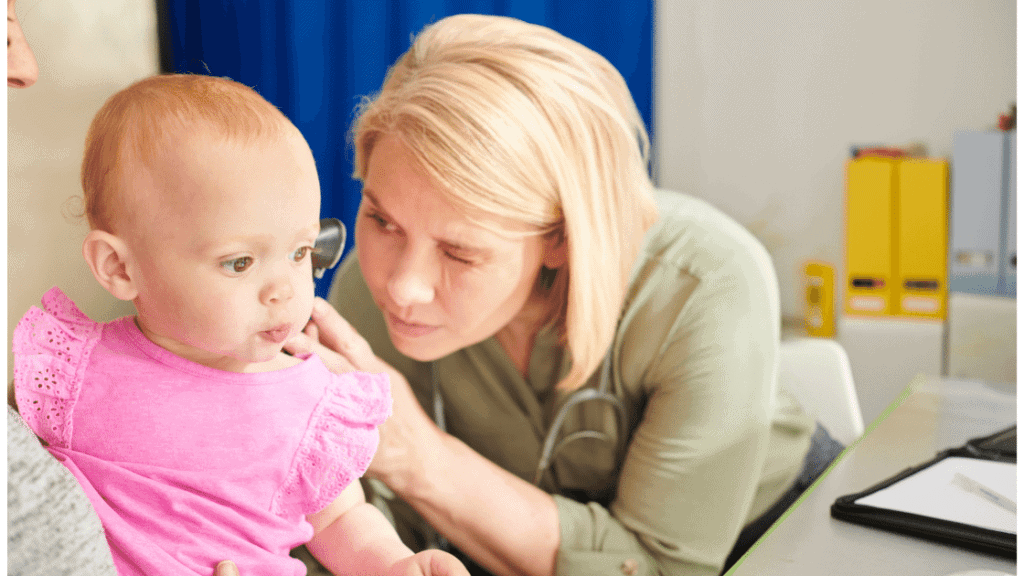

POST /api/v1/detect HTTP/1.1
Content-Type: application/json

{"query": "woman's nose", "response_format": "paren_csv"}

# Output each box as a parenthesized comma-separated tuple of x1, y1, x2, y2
(386, 248, 436, 307)
(7, 19, 39, 88)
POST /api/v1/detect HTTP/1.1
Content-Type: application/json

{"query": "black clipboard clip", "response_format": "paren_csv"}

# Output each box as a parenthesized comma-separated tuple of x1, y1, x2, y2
(961, 425, 1016, 462)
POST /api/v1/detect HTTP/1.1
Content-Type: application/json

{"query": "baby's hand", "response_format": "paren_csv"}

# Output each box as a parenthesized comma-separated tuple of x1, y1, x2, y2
(386, 550, 470, 576)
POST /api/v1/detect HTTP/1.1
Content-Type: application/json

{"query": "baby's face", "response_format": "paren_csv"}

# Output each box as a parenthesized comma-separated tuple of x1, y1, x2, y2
(124, 130, 321, 372)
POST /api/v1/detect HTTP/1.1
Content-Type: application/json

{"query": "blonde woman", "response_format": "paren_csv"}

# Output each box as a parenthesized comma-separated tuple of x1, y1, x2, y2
(288, 14, 841, 576)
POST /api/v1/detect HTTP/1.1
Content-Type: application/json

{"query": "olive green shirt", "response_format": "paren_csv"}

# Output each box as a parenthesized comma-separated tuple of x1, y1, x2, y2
(328, 190, 814, 576)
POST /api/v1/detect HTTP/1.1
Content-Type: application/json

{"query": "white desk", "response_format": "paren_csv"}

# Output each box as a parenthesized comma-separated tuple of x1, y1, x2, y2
(729, 375, 1016, 575)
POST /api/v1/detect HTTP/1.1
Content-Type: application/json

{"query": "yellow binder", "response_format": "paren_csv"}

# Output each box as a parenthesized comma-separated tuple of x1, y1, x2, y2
(804, 261, 836, 337)
(896, 159, 949, 319)
(845, 157, 897, 316)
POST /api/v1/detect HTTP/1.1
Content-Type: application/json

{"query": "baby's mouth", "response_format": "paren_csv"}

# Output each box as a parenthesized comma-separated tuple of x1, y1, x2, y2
(260, 324, 292, 344)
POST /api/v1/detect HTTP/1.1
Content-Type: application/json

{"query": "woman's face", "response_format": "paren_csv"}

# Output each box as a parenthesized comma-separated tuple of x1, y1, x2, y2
(356, 133, 560, 362)
(7, 0, 38, 88)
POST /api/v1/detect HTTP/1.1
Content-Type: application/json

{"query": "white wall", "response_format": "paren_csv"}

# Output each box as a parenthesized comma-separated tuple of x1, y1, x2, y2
(7, 0, 159, 382)
(653, 1, 1016, 321)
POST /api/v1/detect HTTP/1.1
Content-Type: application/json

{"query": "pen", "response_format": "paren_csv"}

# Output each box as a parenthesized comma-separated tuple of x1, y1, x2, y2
(952, 472, 1017, 514)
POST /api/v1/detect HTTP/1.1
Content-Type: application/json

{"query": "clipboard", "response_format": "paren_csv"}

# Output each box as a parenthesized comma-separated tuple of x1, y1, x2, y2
(831, 425, 1016, 558)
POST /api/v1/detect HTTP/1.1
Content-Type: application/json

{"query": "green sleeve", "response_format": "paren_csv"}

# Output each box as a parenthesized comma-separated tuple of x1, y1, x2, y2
(554, 496, 658, 576)
(554, 201, 812, 576)
(555, 276, 774, 575)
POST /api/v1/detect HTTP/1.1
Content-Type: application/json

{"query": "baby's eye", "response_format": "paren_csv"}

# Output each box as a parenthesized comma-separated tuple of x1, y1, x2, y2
(292, 246, 313, 262)
(221, 256, 253, 273)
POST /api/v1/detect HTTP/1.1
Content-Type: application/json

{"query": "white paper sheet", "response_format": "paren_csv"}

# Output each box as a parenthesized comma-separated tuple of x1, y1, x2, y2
(855, 456, 1016, 534)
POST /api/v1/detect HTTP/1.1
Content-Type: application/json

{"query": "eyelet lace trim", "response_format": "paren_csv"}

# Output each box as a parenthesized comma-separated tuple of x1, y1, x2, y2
(12, 288, 103, 449)
(271, 372, 391, 517)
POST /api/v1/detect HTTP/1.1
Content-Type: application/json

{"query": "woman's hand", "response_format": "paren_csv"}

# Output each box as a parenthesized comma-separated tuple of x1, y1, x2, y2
(287, 300, 559, 576)
(214, 551, 470, 576)
(214, 561, 240, 576)
(285, 298, 382, 374)
(387, 550, 470, 576)
(284, 298, 443, 491)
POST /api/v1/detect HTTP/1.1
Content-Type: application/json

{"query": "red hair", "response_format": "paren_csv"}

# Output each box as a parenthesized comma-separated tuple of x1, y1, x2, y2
(81, 74, 295, 232)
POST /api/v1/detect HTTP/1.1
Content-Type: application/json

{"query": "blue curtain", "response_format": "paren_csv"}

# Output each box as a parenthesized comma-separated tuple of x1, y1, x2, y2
(162, 0, 653, 297)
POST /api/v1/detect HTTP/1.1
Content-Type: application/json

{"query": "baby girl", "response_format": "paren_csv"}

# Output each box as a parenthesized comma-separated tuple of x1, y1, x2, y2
(13, 74, 466, 576)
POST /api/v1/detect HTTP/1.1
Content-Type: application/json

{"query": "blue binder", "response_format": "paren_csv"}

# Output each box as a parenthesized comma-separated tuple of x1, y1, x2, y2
(1000, 132, 1015, 297)
(949, 130, 1016, 298)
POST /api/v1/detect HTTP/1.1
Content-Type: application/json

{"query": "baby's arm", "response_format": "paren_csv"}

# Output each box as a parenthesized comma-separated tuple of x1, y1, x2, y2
(306, 481, 467, 576)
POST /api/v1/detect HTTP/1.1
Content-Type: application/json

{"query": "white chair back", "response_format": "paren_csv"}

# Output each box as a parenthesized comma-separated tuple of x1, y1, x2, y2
(778, 338, 865, 445)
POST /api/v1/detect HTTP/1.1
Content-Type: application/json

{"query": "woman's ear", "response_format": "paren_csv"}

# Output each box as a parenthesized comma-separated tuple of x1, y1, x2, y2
(82, 230, 138, 301)
(542, 230, 568, 270)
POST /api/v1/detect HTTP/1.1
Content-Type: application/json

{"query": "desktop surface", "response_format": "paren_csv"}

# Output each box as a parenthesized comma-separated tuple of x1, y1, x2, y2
(729, 375, 1016, 576)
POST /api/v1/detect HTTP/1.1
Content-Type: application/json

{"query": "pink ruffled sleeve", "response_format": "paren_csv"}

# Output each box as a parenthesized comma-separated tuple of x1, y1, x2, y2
(12, 287, 103, 449)
(271, 370, 392, 518)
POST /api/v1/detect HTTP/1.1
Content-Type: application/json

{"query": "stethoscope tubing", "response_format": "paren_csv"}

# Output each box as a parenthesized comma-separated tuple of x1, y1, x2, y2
(431, 346, 628, 488)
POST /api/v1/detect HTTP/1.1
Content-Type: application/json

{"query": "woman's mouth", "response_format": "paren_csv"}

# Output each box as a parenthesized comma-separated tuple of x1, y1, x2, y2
(386, 312, 439, 338)
(260, 324, 292, 344)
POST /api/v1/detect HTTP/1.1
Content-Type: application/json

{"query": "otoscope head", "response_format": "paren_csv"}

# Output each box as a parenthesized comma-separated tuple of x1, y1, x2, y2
(312, 218, 346, 279)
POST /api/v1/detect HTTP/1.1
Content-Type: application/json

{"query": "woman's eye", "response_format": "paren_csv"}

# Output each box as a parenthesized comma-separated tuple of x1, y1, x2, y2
(366, 211, 396, 232)
(443, 251, 474, 265)
(292, 246, 313, 262)
(221, 256, 253, 273)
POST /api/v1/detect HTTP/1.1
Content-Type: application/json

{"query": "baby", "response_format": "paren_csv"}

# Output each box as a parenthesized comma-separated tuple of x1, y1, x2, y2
(13, 74, 466, 576)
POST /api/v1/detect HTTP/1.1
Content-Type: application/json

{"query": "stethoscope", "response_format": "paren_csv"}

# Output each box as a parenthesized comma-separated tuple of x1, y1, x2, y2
(315, 217, 630, 484)
(431, 339, 629, 488)
(426, 347, 628, 553)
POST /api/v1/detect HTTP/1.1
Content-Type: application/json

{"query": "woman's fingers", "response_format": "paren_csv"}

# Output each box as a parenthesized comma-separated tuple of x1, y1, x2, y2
(214, 561, 240, 576)
(302, 320, 320, 342)
(282, 325, 314, 357)
(284, 331, 357, 374)
(285, 298, 386, 376)
(307, 298, 377, 368)
(295, 299, 431, 421)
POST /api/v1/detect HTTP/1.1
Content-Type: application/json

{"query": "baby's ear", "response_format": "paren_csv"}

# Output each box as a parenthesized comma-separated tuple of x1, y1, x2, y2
(82, 230, 138, 301)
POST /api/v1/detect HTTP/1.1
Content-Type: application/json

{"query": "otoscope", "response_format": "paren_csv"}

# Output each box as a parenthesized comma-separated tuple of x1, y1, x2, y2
(312, 218, 346, 279)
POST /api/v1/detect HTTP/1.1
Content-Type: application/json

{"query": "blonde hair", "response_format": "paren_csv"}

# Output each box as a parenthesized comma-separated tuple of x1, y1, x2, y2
(81, 73, 297, 232)
(352, 14, 659, 391)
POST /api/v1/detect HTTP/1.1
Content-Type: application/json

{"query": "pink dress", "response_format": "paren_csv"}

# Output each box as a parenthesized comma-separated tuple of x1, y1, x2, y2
(13, 288, 391, 576)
